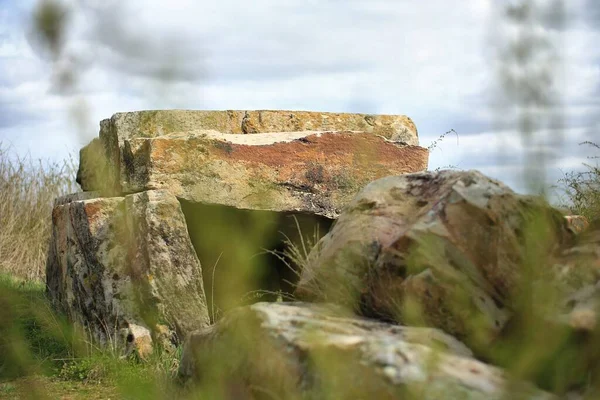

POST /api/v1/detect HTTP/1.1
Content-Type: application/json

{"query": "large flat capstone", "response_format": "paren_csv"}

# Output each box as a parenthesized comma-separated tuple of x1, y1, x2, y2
(76, 110, 427, 218)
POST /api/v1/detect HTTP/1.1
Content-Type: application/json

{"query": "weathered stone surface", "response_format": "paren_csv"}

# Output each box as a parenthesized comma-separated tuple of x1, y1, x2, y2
(76, 111, 425, 214)
(45, 189, 210, 355)
(564, 215, 590, 235)
(552, 220, 600, 332)
(179, 302, 553, 399)
(295, 170, 574, 344)
(119, 131, 427, 218)
(97, 109, 418, 142)
(53, 191, 100, 207)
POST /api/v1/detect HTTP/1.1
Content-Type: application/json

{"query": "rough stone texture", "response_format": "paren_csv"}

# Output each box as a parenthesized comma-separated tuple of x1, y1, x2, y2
(564, 215, 590, 235)
(179, 302, 553, 399)
(98, 109, 418, 142)
(553, 220, 600, 332)
(45, 189, 210, 354)
(295, 170, 574, 344)
(76, 110, 424, 204)
(53, 191, 100, 207)
(118, 131, 427, 218)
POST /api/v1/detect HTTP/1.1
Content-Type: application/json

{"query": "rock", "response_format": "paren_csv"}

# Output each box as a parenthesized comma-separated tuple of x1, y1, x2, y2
(124, 324, 153, 360)
(77, 110, 426, 218)
(295, 170, 573, 345)
(76, 137, 117, 193)
(53, 191, 100, 207)
(92, 109, 418, 142)
(120, 131, 426, 218)
(45, 190, 210, 355)
(564, 215, 590, 235)
(179, 302, 554, 399)
(78, 110, 427, 199)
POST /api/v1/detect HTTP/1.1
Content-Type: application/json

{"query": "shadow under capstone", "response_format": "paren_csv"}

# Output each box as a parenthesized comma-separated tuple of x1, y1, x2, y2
(179, 199, 334, 322)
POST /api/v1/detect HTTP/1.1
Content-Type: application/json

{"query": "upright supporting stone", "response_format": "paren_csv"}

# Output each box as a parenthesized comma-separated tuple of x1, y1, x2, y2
(46, 190, 210, 356)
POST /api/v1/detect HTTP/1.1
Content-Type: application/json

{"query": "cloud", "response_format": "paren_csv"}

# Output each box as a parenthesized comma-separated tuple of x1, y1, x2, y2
(583, 0, 600, 28)
(0, 97, 46, 128)
(0, 0, 598, 200)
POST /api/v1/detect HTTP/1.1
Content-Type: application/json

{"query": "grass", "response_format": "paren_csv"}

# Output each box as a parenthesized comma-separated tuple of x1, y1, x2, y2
(0, 272, 185, 399)
(558, 141, 600, 221)
(427, 129, 461, 172)
(427, 128, 458, 152)
(0, 144, 78, 281)
(0, 273, 72, 379)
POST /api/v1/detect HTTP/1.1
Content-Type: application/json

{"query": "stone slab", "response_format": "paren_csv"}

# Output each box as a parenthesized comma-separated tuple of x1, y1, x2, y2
(45, 190, 210, 355)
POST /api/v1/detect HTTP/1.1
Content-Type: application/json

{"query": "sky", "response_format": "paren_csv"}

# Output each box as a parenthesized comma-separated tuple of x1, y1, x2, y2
(0, 0, 599, 198)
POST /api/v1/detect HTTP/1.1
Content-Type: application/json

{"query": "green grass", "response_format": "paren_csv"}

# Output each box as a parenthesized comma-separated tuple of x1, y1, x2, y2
(0, 273, 72, 379)
(0, 274, 185, 400)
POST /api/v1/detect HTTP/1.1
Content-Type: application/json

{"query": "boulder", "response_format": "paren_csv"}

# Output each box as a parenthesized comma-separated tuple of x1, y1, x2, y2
(76, 110, 425, 215)
(120, 131, 426, 218)
(295, 170, 575, 345)
(45, 189, 210, 355)
(179, 302, 554, 399)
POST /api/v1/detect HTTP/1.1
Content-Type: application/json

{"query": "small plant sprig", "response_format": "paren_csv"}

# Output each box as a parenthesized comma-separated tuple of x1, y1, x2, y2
(428, 129, 458, 152)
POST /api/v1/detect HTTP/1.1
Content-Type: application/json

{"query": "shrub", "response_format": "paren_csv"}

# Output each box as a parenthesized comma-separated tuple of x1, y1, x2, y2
(558, 141, 600, 221)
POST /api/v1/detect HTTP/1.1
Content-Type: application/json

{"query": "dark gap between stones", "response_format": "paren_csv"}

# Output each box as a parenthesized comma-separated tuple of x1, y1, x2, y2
(179, 199, 334, 322)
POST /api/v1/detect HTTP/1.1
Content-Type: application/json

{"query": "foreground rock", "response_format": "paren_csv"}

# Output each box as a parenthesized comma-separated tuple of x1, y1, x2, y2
(46, 190, 210, 356)
(77, 110, 426, 218)
(295, 170, 575, 345)
(179, 302, 553, 399)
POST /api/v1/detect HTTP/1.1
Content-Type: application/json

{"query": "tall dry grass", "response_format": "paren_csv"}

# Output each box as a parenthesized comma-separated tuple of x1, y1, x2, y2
(0, 144, 78, 281)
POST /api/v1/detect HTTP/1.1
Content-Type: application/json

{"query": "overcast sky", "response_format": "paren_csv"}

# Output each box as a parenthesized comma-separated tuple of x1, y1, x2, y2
(0, 0, 599, 197)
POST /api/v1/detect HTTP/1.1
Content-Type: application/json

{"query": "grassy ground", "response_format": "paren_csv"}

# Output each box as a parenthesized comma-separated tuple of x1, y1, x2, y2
(0, 274, 186, 400)
(0, 376, 118, 400)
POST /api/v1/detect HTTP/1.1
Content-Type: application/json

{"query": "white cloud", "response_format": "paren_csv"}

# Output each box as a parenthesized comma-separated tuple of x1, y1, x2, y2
(0, 0, 597, 198)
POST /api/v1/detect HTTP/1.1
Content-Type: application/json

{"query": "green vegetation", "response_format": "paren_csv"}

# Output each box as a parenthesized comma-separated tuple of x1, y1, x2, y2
(0, 144, 78, 281)
(558, 141, 600, 221)
(0, 273, 185, 399)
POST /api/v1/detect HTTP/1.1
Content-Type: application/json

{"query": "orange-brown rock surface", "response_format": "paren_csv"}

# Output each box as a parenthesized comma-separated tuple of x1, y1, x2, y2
(119, 130, 427, 218)
(76, 110, 426, 215)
